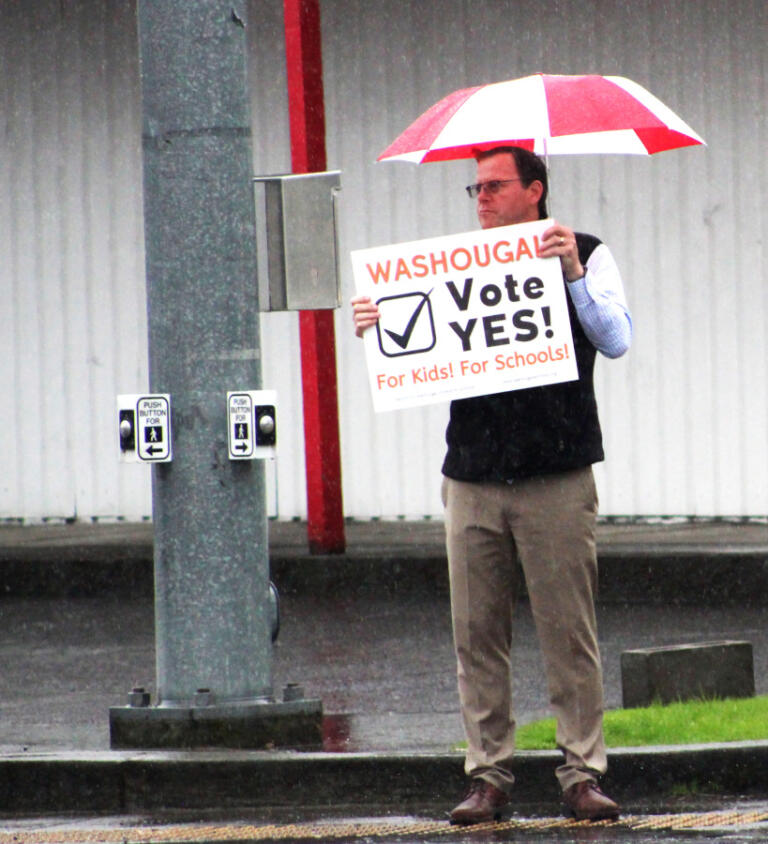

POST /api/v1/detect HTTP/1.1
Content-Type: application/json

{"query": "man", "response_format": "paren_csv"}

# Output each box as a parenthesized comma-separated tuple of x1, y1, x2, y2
(352, 146, 631, 824)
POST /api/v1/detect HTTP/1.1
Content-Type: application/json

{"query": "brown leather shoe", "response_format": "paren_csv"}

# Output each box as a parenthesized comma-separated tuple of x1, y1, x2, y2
(449, 778, 511, 825)
(563, 779, 620, 820)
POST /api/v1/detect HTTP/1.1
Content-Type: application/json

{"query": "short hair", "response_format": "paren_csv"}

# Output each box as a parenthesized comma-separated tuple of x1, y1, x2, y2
(475, 146, 549, 219)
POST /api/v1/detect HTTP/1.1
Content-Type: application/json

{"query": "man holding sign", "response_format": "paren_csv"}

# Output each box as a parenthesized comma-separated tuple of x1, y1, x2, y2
(352, 146, 631, 823)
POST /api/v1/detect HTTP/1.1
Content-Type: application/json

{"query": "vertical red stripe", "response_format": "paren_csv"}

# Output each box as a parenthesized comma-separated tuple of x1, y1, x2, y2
(284, 0, 346, 553)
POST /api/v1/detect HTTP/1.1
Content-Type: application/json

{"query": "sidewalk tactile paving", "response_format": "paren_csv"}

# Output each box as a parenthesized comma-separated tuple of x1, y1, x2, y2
(2, 810, 768, 843)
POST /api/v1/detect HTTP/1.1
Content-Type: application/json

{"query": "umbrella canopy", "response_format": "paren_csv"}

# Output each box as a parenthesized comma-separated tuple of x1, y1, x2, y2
(378, 73, 705, 163)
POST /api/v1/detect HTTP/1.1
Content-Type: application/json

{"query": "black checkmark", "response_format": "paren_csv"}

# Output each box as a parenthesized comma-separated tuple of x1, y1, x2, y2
(383, 289, 433, 349)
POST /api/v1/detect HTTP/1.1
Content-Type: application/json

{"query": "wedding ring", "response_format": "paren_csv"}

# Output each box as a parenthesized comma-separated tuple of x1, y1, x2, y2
(559, 236, 565, 245)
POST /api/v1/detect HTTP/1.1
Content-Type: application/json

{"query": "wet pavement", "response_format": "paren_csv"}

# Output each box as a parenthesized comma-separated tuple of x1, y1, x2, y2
(2, 803, 768, 843)
(2, 519, 768, 832)
(3, 593, 768, 754)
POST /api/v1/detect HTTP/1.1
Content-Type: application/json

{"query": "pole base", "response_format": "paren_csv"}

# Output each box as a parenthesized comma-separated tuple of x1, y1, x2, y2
(109, 698, 323, 750)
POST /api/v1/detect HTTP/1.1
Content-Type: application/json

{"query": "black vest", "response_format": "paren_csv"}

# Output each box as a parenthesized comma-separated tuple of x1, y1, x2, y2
(441, 233, 605, 482)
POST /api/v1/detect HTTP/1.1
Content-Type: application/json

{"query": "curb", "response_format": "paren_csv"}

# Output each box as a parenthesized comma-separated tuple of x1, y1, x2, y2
(4, 550, 768, 605)
(3, 742, 768, 815)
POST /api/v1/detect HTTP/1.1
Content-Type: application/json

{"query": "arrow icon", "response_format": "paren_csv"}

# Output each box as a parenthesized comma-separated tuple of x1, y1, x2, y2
(235, 442, 249, 453)
(145, 445, 165, 456)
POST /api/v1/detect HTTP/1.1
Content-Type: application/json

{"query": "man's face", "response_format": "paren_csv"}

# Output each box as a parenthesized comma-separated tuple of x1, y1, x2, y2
(475, 152, 541, 230)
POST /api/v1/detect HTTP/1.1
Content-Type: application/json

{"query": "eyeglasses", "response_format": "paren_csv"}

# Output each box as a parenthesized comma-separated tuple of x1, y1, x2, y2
(465, 178, 522, 198)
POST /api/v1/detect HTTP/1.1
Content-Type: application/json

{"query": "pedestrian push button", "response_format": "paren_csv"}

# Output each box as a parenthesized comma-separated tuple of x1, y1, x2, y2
(227, 390, 277, 460)
(116, 394, 172, 463)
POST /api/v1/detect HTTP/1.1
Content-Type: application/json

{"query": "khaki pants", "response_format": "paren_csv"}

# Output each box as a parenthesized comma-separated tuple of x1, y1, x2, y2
(442, 467, 607, 793)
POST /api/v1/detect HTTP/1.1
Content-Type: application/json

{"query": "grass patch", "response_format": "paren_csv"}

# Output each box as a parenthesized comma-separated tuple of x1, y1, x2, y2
(514, 696, 768, 750)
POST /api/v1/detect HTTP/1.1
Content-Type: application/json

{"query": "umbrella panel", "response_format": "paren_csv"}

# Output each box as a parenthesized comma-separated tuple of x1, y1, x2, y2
(545, 75, 667, 136)
(378, 73, 705, 163)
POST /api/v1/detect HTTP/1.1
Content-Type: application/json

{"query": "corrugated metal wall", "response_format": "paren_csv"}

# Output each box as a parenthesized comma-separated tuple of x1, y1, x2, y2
(1, 0, 767, 521)
(319, 0, 768, 518)
(0, 0, 149, 521)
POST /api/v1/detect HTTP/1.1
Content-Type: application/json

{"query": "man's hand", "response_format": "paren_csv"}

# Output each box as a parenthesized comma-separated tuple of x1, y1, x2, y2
(539, 223, 584, 282)
(351, 295, 380, 338)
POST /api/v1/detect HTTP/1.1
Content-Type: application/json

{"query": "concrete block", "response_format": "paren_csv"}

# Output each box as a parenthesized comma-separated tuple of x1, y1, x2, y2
(621, 640, 754, 708)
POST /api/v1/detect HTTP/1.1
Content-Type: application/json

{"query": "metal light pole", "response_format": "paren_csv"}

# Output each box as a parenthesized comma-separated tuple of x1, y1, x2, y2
(110, 0, 321, 748)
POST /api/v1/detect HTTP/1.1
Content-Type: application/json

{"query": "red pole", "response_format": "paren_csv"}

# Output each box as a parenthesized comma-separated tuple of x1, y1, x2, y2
(283, 0, 346, 553)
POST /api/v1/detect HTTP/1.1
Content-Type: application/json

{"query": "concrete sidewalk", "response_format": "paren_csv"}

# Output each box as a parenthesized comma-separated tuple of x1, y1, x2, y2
(2, 518, 768, 816)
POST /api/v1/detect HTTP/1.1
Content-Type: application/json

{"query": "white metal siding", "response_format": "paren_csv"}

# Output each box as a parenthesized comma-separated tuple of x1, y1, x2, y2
(0, 0, 149, 521)
(1, 0, 766, 521)
(319, 0, 768, 518)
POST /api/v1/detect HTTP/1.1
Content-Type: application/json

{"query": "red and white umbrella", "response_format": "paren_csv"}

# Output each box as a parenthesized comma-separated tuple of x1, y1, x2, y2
(378, 73, 705, 163)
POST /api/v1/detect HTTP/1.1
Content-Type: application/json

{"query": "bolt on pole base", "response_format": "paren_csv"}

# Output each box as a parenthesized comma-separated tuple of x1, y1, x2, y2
(109, 697, 323, 750)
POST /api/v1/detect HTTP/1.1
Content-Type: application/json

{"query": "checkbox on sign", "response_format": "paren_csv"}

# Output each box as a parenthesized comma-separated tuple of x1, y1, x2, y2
(376, 291, 436, 357)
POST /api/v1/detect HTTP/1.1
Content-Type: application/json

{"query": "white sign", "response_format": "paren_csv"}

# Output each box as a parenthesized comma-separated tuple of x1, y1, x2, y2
(226, 390, 277, 460)
(136, 395, 172, 462)
(228, 392, 255, 459)
(351, 219, 577, 412)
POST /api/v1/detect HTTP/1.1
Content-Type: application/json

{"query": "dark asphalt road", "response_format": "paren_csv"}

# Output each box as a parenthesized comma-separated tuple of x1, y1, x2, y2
(2, 591, 768, 753)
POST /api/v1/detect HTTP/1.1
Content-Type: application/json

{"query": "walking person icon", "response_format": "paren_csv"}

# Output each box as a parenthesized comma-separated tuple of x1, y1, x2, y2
(144, 426, 163, 444)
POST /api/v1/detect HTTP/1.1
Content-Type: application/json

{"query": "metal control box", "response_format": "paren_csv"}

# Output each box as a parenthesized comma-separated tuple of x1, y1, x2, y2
(253, 171, 341, 311)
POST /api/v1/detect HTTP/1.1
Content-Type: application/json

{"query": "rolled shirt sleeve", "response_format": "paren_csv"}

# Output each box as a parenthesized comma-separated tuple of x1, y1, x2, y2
(566, 242, 632, 359)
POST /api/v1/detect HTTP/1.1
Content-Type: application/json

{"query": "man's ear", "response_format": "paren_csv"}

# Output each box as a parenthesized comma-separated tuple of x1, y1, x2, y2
(527, 179, 544, 205)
